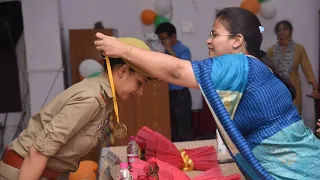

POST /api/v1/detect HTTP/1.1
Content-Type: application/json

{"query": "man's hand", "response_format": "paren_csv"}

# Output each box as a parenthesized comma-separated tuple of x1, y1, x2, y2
(163, 39, 172, 51)
(311, 90, 320, 99)
(162, 39, 177, 57)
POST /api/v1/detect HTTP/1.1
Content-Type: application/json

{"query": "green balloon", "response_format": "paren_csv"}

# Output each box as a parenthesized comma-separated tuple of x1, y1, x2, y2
(88, 72, 101, 78)
(154, 16, 169, 29)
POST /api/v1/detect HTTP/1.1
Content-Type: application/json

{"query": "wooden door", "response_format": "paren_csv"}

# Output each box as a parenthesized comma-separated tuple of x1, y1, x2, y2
(69, 29, 113, 84)
(69, 29, 171, 162)
(115, 80, 171, 146)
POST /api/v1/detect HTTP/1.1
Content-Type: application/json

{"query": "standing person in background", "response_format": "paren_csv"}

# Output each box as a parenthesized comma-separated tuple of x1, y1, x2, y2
(155, 22, 193, 142)
(267, 20, 320, 114)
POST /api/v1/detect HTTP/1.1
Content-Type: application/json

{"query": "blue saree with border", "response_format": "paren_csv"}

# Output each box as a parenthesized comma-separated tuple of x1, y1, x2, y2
(191, 54, 320, 180)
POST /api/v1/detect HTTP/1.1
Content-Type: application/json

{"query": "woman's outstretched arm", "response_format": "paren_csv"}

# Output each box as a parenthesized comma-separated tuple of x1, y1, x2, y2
(94, 33, 199, 89)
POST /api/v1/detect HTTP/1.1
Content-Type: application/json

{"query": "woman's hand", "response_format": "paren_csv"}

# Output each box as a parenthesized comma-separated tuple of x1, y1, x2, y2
(94, 33, 129, 58)
(310, 89, 320, 99)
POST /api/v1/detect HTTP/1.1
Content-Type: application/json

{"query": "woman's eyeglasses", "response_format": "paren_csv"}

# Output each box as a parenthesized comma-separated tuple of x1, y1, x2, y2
(209, 31, 233, 39)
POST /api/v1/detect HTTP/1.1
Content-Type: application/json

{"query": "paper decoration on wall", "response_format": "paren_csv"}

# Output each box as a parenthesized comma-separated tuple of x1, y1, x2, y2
(240, 0, 277, 20)
(141, 9, 157, 25)
(240, 0, 261, 14)
(154, 15, 170, 29)
(79, 59, 103, 78)
(154, 0, 172, 16)
(260, 0, 277, 20)
(139, 0, 172, 36)
(88, 72, 101, 78)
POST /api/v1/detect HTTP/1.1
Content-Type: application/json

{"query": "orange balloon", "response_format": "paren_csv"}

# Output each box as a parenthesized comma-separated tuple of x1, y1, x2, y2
(141, 9, 156, 25)
(68, 161, 98, 180)
(240, 0, 260, 14)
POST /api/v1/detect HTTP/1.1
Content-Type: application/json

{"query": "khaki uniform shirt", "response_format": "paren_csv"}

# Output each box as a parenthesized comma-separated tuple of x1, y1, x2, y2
(9, 74, 113, 172)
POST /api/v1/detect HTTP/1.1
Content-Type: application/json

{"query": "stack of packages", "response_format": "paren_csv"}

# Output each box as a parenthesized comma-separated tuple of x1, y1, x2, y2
(99, 148, 121, 180)
(130, 126, 241, 180)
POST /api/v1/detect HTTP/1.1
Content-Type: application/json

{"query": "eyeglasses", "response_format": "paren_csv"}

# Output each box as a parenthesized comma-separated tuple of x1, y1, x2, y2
(209, 31, 233, 39)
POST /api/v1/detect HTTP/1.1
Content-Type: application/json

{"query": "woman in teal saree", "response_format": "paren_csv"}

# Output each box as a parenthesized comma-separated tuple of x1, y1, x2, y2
(94, 7, 320, 180)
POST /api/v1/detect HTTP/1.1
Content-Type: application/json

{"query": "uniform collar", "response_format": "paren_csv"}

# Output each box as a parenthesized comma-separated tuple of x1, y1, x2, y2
(98, 72, 113, 98)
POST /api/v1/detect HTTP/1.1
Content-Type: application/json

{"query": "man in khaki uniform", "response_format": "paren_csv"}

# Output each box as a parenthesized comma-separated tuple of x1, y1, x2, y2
(0, 37, 152, 180)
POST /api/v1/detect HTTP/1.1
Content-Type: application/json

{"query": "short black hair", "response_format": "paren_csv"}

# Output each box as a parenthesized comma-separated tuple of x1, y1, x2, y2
(155, 22, 176, 37)
(274, 20, 293, 34)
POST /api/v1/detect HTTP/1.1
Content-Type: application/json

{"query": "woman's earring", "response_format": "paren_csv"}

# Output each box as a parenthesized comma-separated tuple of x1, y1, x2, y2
(233, 42, 239, 49)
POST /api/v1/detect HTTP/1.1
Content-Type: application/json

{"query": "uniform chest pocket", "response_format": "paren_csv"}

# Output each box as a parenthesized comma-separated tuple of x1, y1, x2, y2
(68, 124, 102, 156)
(84, 124, 102, 140)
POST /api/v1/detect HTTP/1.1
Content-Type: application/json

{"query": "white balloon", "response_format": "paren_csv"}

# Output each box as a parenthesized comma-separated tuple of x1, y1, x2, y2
(79, 59, 103, 78)
(154, 0, 172, 16)
(260, 0, 277, 20)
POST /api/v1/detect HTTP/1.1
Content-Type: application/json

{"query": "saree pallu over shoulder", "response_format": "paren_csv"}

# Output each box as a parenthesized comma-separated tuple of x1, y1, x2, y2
(191, 54, 274, 180)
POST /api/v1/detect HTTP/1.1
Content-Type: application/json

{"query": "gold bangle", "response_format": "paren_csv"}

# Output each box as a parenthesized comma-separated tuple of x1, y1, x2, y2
(127, 46, 133, 61)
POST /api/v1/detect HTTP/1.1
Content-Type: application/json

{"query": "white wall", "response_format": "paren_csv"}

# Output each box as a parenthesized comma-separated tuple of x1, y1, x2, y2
(60, 0, 320, 130)
(21, 0, 65, 115)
